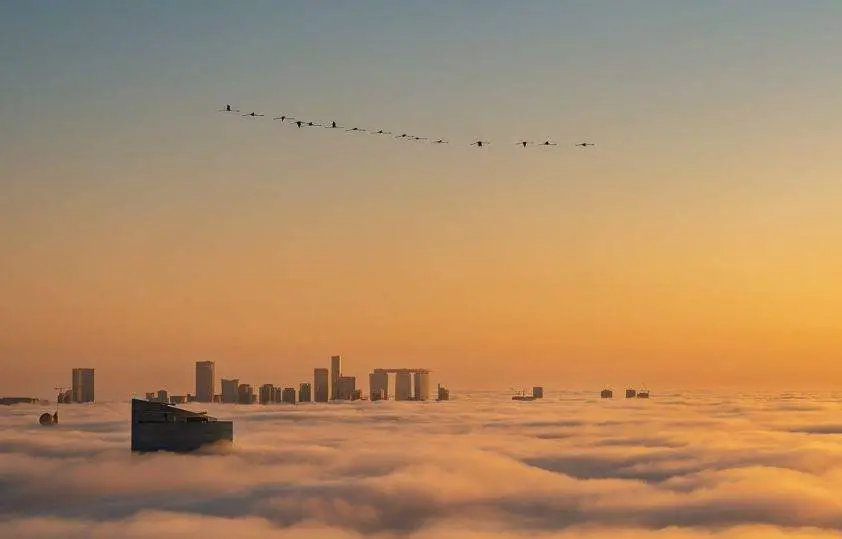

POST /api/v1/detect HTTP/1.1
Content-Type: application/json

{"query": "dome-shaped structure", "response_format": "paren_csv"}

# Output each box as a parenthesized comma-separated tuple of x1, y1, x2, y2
(39, 412, 54, 426)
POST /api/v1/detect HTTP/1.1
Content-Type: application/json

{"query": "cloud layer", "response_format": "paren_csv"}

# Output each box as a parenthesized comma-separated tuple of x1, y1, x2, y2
(4, 391, 842, 538)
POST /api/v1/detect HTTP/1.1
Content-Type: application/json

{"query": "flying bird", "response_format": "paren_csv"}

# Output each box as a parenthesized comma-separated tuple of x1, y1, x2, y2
(433, 139, 448, 144)
(272, 115, 294, 122)
(346, 127, 366, 133)
(516, 141, 533, 148)
(471, 140, 490, 148)
(575, 142, 595, 147)
(412, 136, 428, 141)
(539, 140, 558, 146)
(306, 121, 322, 127)
(242, 112, 265, 117)
(295, 120, 303, 128)
(372, 130, 392, 135)
(395, 133, 411, 139)
(219, 105, 240, 113)
(327, 121, 343, 129)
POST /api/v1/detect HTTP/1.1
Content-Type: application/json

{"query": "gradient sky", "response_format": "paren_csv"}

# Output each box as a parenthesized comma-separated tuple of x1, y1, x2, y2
(2, 1, 842, 398)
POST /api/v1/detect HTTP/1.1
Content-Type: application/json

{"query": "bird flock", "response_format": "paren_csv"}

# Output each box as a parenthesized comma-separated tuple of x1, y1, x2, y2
(217, 105, 596, 150)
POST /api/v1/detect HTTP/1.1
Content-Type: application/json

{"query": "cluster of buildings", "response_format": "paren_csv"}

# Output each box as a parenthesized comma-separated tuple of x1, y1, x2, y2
(145, 355, 451, 405)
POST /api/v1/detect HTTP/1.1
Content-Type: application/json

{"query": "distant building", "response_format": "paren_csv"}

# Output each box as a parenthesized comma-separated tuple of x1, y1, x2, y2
(259, 384, 275, 405)
(414, 371, 431, 401)
(58, 389, 72, 404)
(195, 361, 215, 403)
(281, 387, 296, 404)
(71, 368, 95, 403)
(336, 376, 356, 400)
(299, 383, 312, 403)
(237, 384, 254, 405)
(369, 371, 389, 401)
(157, 389, 169, 403)
(221, 379, 239, 404)
(330, 355, 342, 400)
(532, 386, 544, 399)
(170, 395, 187, 405)
(145, 392, 156, 401)
(600, 389, 613, 399)
(314, 368, 329, 402)
(352, 388, 362, 401)
(0, 397, 39, 405)
(625, 389, 637, 399)
(394, 371, 412, 401)
(436, 384, 450, 401)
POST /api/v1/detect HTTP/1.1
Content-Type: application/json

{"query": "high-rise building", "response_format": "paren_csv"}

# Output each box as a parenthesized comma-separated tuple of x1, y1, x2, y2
(71, 368, 95, 403)
(195, 361, 215, 403)
(221, 379, 239, 404)
(237, 384, 254, 405)
(532, 386, 544, 399)
(394, 371, 412, 401)
(259, 384, 275, 405)
(369, 371, 389, 401)
(436, 384, 450, 401)
(336, 376, 356, 400)
(281, 387, 296, 404)
(157, 389, 169, 403)
(299, 383, 312, 403)
(413, 371, 430, 401)
(330, 355, 342, 400)
(314, 368, 329, 402)
(145, 392, 156, 401)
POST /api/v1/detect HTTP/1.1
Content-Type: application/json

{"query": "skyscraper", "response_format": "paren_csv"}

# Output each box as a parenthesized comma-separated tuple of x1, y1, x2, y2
(413, 371, 431, 401)
(394, 371, 412, 401)
(299, 383, 312, 403)
(330, 355, 341, 400)
(369, 371, 389, 401)
(195, 361, 215, 403)
(258, 384, 275, 405)
(314, 368, 329, 402)
(336, 376, 356, 400)
(221, 379, 239, 404)
(71, 368, 95, 403)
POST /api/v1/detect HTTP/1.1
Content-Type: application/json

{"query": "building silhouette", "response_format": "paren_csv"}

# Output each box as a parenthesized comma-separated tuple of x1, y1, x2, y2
(330, 355, 342, 400)
(314, 368, 329, 402)
(413, 371, 431, 401)
(281, 387, 296, 404)
(195, 361, 215, 403)
(237, 383, 254, 404)
(259, 384, 275, 405)
(532, 386, 544, 399)
(369, 371, 389, 401)
(436, 384, 450, 401)
(221, 379, 239, 404)
(299, 383, 312, 403)
(71, 368, 95, 403)
(394, 371, 412, 401)
(336, 376, 356, 400)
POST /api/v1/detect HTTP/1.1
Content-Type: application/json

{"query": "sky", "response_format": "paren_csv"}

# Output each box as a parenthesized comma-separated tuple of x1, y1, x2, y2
(2, 1, 842, 398)
(7, 392, 842, 537)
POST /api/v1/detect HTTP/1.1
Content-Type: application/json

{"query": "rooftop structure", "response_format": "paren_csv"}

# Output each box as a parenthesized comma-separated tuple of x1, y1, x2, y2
(131, 399, 233, 453)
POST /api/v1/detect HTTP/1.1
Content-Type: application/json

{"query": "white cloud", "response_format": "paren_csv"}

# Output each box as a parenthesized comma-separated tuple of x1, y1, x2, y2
(3, 391, 842, 538)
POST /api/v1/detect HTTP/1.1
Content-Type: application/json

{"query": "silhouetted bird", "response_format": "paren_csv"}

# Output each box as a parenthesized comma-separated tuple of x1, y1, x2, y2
(242, 112, 265, 117)
(328, 121, 342, 129)
(395, 133, 411, 139)
(412, 136, 428, 141)
(433, 139, 448, 144)
(295, 121, 303, 128)
(471, 140, 489, 148)
(575, 142, 595, 147)
(373, 130, 392, 135)
(346, 127, 366, 132)
(516, 141, 533, 148)
(219, 105, 240, 113)
(539, 140, 558, 146)
(306, 122, 322, 127)
(272, 115, 294, 122)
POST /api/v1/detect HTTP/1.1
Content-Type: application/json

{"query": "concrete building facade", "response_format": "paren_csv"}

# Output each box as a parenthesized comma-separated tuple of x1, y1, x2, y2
(330, 355, 342, 400)
(221, 379, 239, 404)
(394, 371, 413, 401)
(413, 371, 431, 401)
(281, 387, 296, 404)
(369, 371, 389, 401)
(299, 383, 312, 403)
(336, 376, 356, 400)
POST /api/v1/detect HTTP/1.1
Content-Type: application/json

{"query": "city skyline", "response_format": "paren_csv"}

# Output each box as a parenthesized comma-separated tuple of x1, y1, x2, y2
(3, 2, 842, 398)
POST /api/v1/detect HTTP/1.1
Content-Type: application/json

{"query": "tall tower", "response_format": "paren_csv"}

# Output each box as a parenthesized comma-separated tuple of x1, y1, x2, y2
(195, 361, 215, 403)
(314, 368, 329, 402)
(413, 371, 431, 401)
(395, 371, 412, 401)
(71, 368, 95, 403)
(330, 355, 342, 400)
